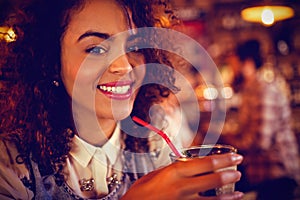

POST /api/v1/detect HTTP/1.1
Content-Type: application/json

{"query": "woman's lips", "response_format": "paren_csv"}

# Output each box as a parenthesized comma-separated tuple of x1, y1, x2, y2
(96, 81, 134, 100)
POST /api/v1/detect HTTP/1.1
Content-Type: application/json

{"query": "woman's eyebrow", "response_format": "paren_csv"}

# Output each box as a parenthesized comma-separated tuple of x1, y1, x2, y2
(77, 31, 110, 42)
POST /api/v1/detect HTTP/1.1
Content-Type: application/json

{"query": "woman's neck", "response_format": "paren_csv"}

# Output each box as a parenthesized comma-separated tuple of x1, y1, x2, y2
(72, 109, 117, 147)
(81, 120, 116, 147)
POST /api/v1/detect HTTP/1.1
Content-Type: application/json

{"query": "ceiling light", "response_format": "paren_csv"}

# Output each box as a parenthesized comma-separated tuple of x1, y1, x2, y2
(241, 5, 294, 26)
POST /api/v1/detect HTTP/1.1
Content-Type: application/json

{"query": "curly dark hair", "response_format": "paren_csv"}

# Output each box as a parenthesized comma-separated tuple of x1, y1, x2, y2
(0, 0, 180, 183)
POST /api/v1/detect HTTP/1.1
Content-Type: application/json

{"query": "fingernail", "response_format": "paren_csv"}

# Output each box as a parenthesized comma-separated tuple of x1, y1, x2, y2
(231, 154, 243, 163)
(233, 191, 244, 199)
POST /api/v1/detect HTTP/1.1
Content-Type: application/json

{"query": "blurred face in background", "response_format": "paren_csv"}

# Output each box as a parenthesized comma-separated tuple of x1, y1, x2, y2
(240, 59, 256, 81)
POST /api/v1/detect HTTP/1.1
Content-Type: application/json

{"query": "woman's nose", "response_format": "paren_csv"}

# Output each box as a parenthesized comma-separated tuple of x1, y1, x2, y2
(109, 54, 132, 75)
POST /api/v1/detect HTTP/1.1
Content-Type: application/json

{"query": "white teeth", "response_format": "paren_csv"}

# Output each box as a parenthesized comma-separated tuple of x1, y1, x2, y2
(98, 85, 130, 94)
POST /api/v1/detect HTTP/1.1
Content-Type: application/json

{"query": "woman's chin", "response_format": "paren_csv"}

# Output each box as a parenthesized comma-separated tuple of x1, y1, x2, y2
(111, 108, 132, 121)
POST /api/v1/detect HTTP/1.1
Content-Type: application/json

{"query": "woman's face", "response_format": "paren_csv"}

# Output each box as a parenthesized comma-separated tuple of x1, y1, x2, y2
(60, 0, 146, 124)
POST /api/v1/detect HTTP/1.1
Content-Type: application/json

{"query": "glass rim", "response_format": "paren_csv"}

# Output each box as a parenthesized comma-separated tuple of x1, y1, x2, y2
(169, 144, 237, 158)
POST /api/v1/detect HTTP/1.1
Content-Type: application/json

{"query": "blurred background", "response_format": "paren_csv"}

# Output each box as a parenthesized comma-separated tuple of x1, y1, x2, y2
(168, 1, 300, 198)
(168, 0, 300, 147)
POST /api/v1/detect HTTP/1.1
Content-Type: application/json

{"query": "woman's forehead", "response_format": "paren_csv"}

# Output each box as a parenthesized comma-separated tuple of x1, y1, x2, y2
(66, 0, 134, 37)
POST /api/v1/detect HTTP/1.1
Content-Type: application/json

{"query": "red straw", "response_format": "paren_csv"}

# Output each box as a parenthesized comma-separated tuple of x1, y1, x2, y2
(132, 116, 184, 157)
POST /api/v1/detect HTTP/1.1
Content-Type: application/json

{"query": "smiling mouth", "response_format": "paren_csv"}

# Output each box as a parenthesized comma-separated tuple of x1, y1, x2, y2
(97, 85, 130, 94)
(96, 81, 134, 100)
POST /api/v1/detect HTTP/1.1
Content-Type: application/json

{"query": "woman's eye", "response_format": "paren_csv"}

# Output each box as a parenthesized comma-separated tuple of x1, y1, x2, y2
(85, 46, 107, 55)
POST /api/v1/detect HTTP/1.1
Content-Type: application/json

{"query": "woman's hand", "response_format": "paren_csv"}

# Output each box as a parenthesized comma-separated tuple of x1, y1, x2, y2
(121, 153, 244, 200)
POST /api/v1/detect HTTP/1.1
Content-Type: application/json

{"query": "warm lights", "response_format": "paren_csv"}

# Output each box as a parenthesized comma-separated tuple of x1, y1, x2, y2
(241, 5, 294, 26)
(0, 26, 17, 42)
(203, 87, 218, 100)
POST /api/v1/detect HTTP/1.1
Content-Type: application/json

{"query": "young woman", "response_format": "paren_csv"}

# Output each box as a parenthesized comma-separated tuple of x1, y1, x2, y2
(0, 0, 243, 199)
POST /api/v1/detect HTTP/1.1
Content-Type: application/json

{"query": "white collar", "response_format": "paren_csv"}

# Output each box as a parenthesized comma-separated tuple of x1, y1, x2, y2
(70, 123, 121, 168)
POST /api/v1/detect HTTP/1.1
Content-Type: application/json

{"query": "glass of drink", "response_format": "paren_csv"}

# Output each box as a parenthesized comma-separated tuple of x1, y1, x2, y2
(169, 144, 238, 196)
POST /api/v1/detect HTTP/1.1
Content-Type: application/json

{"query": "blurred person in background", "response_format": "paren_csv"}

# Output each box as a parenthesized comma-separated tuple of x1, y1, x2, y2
(221, 39, 300, 200)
